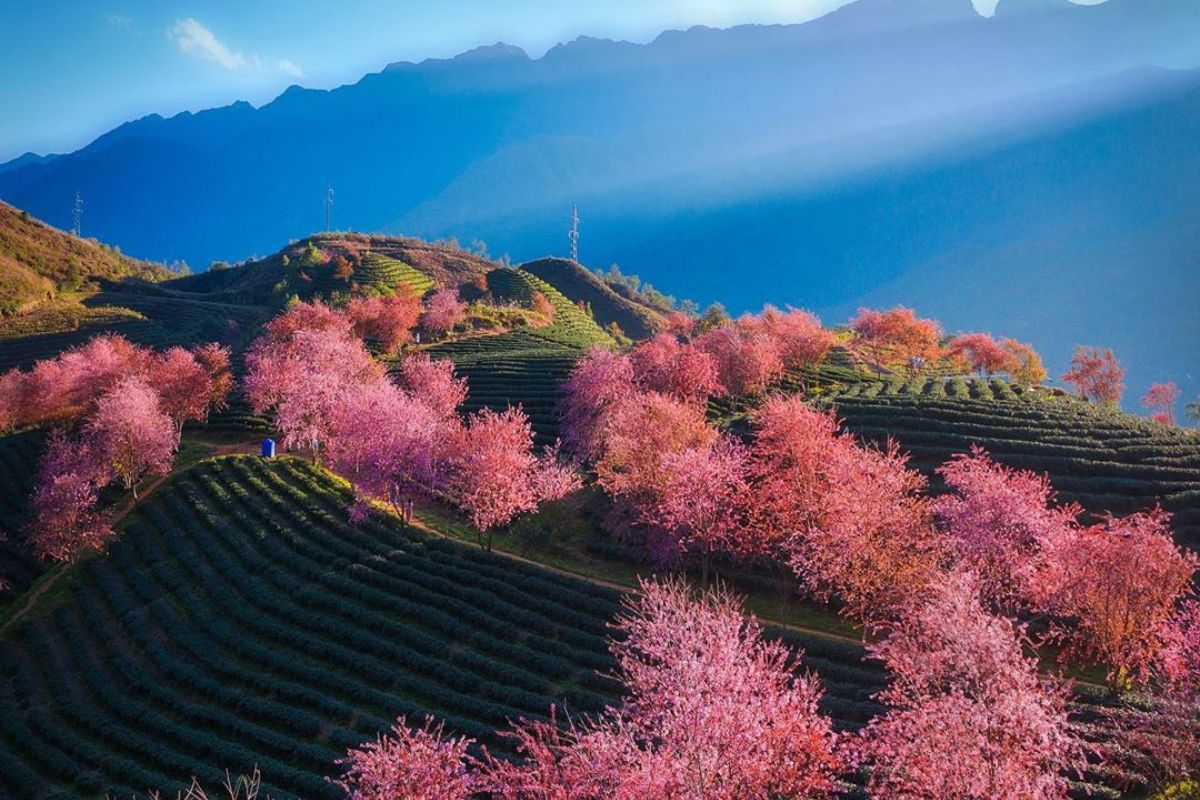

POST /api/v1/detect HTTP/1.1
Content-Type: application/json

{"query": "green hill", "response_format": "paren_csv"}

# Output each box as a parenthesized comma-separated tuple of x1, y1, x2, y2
(519, 258, 666, 340)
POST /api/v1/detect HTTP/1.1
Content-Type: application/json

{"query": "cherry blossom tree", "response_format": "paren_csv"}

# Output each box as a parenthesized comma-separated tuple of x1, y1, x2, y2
(530, 291, 556, 325)
(85, 375, 178, 498)
(740, 305, 835, 370)
(630, 332, 722, 406)
(336, 716, 478, 800)
(244, 318, 383, 461)
(325, 379, 449, 520)
(934, 448, 1078, 614)
(347, 294, 422, 354)
(1037, 509, 1198, 690)
(445, 407, 580, 548)
(859, 574, 1085, 799)
(393, 355, 468, 421)
(650, 435, 749, 574)
(947, 333, 1014, 377)
(593, 393, 717, 528)
(749, 396, 945, 628)
(695, 324, 785, 396)
(0, 368, 21, 432)
(1160, 600, 1200, 700)
(1000, 338, 1047, 385)
(1061, 346, 1124, 406)
(150, 347, 213, 434)
(481, 579, 845, 799)
(420, 288, 467, 338)
(1143, 381, 1182, 426)
(849, 307, 943, 374)
(558, 347, 637, 459)
(192, 343, 234, 422)
(28, 431, 113, 562)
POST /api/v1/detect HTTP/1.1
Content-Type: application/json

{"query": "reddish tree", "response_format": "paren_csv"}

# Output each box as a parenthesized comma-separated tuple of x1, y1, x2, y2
(28, 432, 112, 562)
(347, 294, 422, 354)
(394, 355, 468, 421)
(947, 333, 1014, 377)
(193, 342, 234, 421)
(650, 435, 749, 572)
(849, 307, 943, 374)
(695, 324, 785, 396)
(420, 288, 467, 337)
(86, 375, 178, 497)
(630, 332, 722, 406)
(750, 397, 944, 628)
(1160, 600, 1200, 700)
(593, 392, 717, 519)
(1000, 338, 1047, 385)
(331, 254, 355, 282)
(1143, 381, 1182, 425)
(0, 369, 21, 432)
(1061, 346, 1124, 406)
(336, 716, 478, 800)
(149, 347, 212, 434)
(262, 300, 352, 344)
(741, 305, 835, 370)
(1037, 509, 1198, 690)
(859, 574, 1085, 799)
(934, 448, 1078, 614)
(530, 291, 556, 325)
(558, 347, 637, 459)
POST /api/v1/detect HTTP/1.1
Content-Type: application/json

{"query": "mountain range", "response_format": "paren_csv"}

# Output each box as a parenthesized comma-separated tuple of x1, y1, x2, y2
(1, 0, 1197, 401)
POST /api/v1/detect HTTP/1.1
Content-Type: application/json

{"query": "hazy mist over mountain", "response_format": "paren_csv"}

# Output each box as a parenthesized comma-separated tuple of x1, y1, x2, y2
(2, 0, 1197, 398)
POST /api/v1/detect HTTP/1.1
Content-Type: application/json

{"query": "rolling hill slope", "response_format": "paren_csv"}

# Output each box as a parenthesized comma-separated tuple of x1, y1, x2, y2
(519, 258, 666, 340)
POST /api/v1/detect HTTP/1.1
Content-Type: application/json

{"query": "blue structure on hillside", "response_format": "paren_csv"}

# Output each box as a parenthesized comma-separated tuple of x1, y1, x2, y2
(261, 439, 276, 458)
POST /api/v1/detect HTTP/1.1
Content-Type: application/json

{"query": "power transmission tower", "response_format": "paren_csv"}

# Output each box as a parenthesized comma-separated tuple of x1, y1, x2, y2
(569, 205, 579, 263)
(72, 191, 83, 237)
(324, 184, 335, 232)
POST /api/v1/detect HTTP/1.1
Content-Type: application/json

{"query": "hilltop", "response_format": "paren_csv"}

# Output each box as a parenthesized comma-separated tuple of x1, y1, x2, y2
(520, 258, 667, 340)
(0, 202, 170, 315)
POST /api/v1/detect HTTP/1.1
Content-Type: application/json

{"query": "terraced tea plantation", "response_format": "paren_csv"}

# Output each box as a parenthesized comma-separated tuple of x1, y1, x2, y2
(0, 430, 43, 603)
(822, 380, 1200, 550)
(0, 456, 621, 799)
(0, 455, 1141, 799)
(355, 253, 434, 295)
(426, 331, 582, 447)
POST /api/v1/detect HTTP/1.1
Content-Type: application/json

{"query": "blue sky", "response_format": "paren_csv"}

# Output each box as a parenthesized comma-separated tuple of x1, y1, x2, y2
(0, 0, 1100, 162)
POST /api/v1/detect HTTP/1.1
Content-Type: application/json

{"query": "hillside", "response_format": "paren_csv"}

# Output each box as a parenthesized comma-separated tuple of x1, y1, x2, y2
(0, 454, 1141, 799)
(0, 202, 170, 315)
(161, 234, 495, 305)
(519, 258, 666, 340)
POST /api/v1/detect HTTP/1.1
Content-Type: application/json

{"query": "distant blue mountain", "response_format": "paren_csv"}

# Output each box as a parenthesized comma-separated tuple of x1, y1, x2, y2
(1, 0, 1197, 401)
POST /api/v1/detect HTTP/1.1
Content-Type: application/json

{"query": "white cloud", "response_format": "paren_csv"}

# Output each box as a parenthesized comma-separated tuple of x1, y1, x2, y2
(169, 17, 302, 76)
(105, 13, 134, 28)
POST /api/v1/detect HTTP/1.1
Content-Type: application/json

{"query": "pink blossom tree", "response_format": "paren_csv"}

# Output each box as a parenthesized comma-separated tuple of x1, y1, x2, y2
(1036, 509, 1198, 690)
(934, 448, 1078, 614)
(1143, 381, 1182, 426)
(749, 396, 944, 628)
(630, 333, 722, 406)
(848, 307, 943, 374)
(336, 716, 478, 800)
(393, 355, 468, 421)
(558, 347, 637, 459)
(740, 305, 835, 370)
(696, 324, 785, 396)
(149, 347, 213, 434)
(86, 375, 178, 498)
(193, 342, 234, 422)
(445, 407, 580, 548)
(480, 578, 845, 799)
(28, 431, 113, 562)
(420, 288, 467, 338)
(946, 333, 1015, 377)
(347, 294, 422, 354)
(650, 435, 749, 574)
(859, 574, 1085, 799)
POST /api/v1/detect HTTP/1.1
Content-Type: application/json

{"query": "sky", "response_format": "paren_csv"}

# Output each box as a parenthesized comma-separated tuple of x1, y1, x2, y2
(0, 0, 1103, 163)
